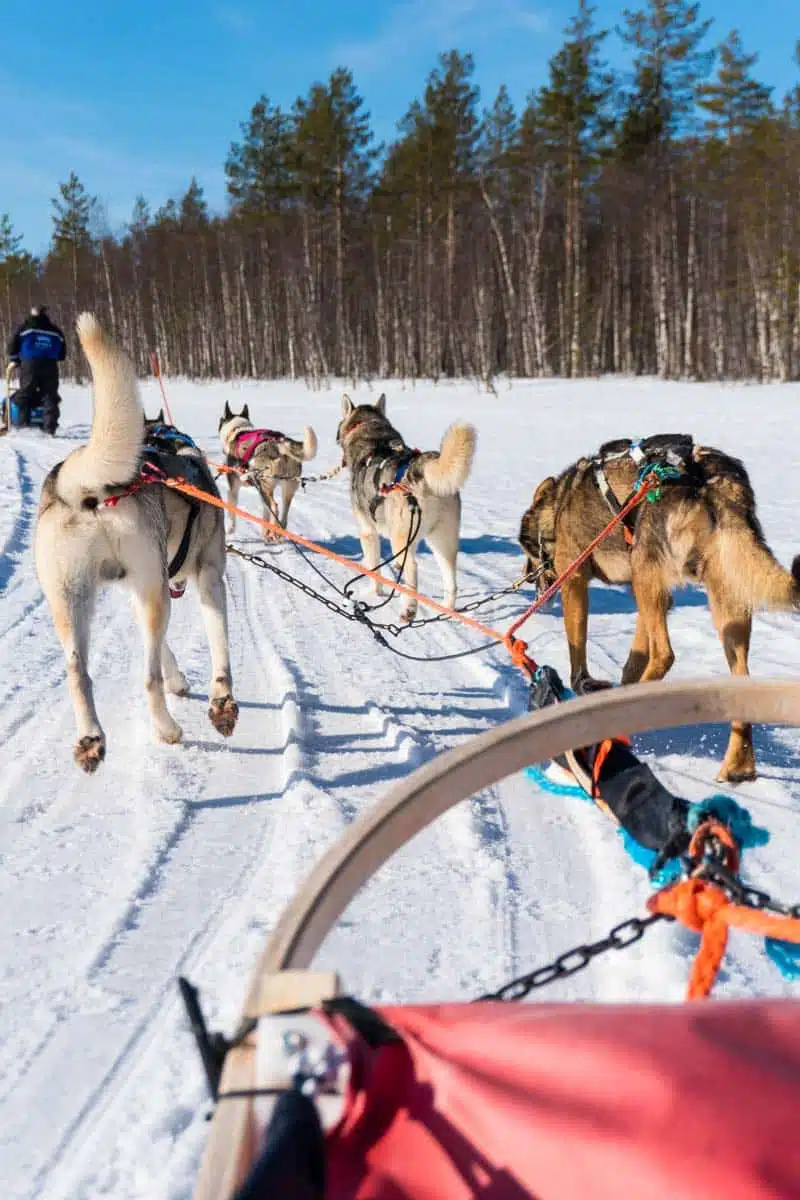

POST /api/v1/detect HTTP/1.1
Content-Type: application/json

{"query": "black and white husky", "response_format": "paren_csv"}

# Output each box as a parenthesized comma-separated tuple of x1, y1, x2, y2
(34, 314, 238, 773)
(336, 393, 477, 623)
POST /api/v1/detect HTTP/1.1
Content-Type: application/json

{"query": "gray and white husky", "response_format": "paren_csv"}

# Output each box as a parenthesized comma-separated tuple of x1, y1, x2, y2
(34, 313, 238, 774)
(217, 401, 317, 541)
(336, 393, 477, 622)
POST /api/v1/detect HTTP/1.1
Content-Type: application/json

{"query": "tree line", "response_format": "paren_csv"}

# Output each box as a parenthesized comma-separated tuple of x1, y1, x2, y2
(2, 0, 799, 384)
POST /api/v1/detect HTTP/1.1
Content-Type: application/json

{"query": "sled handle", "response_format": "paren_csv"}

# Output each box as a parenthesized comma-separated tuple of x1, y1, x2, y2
(255, 677, 800, 998)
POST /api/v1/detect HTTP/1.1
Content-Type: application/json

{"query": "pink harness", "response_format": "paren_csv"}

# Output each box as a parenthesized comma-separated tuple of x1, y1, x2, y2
(232, 428, 285, 466)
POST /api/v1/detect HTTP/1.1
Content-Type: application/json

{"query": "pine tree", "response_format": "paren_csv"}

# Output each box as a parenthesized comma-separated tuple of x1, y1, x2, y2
(617, 0, 715, 157)
(786, 41, 800, 125)
(0, 214, 33, 328)
(128, 196, 151, 241)
(225, 95, 297, 218)
(698, 29, 773, 142)
(51, 172, 96, 254)
(0, 213, 25, 263)
(179, 177, 209, 228)
(382, 51, 480, 374)
(537, 0, 613, 373)
(479, 86, 518, 179)
(292, 67, 377, 374)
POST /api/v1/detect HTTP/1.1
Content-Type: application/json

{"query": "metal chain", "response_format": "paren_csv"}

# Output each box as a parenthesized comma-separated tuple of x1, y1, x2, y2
(226, 544, 373, 629)
(346, 563, 542, 634)
(226, 543, 504, 663)
(478, 912, 670, 1001)
(693, 859, 800, 919)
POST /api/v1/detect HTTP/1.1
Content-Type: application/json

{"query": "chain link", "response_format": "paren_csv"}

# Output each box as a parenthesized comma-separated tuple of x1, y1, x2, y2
(226, 543, 376, 628)
(693, 859, 800, 919)
(478, 912, 670, 1002)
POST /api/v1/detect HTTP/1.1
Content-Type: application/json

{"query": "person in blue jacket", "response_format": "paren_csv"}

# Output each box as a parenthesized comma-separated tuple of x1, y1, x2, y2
(7, 305, 67, 434)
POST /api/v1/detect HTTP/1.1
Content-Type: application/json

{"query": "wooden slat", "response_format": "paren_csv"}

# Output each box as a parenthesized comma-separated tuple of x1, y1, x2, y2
(193, 1041, 256, 1200)
(193, 971, 340, 1199)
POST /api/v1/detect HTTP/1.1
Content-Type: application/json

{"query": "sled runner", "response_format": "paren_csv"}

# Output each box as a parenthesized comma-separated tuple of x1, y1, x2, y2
(183, 675, 800, 1200)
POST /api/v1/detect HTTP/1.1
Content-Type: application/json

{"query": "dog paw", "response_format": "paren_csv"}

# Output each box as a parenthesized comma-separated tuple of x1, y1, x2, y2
(74, 735, 106, 773)
(157, 719, 183, 745)
(209, 695, 239, 737)
(399, 606, 418, 625)
(716, 755, 757, 784)
(165, 673, 189, 697)
(572, 675, 613, 696)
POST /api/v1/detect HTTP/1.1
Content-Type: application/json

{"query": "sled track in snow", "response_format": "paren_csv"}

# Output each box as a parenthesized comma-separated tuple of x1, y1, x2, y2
(3, 379, 800, 1199)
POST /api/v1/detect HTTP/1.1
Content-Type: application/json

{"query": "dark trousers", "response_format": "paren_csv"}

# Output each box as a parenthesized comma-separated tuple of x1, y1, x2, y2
(14, 361, 61, 433)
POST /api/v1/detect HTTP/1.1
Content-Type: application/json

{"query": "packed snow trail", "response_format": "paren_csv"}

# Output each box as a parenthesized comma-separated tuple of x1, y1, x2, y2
(1, 376, 800, 1199)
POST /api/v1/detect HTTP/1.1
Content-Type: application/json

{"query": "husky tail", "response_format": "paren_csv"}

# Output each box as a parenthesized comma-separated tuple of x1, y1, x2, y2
(284, 426, 318, 463)
(423, 422, 477, 497)
(701, 457, 800, 612)
(712, 526, 800, 613)
(56, 313, 143, 506)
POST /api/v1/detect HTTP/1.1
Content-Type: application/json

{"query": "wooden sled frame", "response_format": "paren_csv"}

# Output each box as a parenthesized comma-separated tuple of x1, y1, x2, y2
(194, 675, 800, 1199)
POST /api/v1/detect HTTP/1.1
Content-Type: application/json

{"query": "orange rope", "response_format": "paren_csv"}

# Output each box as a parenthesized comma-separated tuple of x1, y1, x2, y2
(149, 351, 174, 426)
(647, 819, 799, 999)
(647, 877, 800, 999)
(506, 472, 660, 640)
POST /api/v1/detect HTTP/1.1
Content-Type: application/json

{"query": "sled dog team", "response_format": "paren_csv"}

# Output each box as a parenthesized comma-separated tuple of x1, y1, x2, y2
(35, 316, 800, 782)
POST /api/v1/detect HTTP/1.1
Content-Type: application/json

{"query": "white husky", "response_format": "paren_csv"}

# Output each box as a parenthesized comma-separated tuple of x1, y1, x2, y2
(34, 314, 238, 773)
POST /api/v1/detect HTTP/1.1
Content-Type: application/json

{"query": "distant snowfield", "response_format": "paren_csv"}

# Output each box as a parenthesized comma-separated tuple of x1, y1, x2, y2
(2, 374, 800, 1198)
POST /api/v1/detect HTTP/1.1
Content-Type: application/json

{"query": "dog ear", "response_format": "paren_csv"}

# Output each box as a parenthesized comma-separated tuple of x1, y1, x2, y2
(156, 408, 164, 424)
(241, 404, 250, 421)
(223, 400, 232, 419)
(375, 393, 386, 415)
(341, 393, 355, 418)
(532, 476, 555, 509)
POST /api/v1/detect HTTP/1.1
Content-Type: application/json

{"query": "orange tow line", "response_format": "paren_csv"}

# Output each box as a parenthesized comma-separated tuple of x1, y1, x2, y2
(648, 820, 800, 999)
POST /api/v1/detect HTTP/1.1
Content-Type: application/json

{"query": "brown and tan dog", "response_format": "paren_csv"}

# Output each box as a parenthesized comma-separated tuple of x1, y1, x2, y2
(518, 434, 800, 783)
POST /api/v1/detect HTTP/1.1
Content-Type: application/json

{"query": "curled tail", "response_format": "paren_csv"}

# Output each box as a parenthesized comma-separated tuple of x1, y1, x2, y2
(56, 314, 143, 506)
(423, 423, 476, 497)
(284, 426, 318, 463)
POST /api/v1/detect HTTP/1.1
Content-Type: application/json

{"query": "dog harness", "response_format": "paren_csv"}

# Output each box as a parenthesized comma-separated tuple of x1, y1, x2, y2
(231, 428, 286, 467)
(142, 425, 221, 596)
(144, 422, 199, 456)
(363, 448, 420, 518)
(591, 435, 691, 547)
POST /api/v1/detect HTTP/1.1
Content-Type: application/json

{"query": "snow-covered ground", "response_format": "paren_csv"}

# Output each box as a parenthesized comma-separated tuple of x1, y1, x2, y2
(2, 374, 800, 1198)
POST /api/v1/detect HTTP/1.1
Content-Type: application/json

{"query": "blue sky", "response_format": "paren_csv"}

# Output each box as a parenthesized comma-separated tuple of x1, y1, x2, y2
(1, 0, 795, 255)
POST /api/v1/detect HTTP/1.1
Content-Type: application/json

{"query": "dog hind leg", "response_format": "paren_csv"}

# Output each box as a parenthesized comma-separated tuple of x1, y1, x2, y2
(359, 526, 385, 595)
(621, 610, 650, 685)
(259, 480, 281, 543)
(130, 577, 182, 745)
(279, 479, 299, 530)
(426, 520, 459, 610)
(197, 563, 239, 737)
(48, 580, 106, 772)
(226, 471, 241, 536)
(707, 582, 756, 783)
(393, 519, 419, 624)
(162, 641, 189, 696)
(629, 568, 675, 683)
